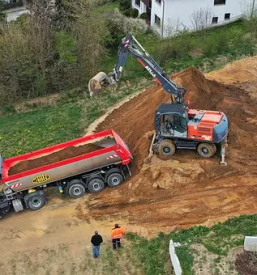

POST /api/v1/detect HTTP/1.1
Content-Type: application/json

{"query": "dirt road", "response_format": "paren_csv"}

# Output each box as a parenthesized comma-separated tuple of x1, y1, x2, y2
(1, 56, 257, 274)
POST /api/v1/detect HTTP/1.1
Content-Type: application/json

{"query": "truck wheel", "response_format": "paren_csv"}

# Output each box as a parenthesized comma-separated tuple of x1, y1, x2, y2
(157, 140, 176, 156)
(87, 178, 105, 193)
(27, 194, 45, 210)
(106, 172, 124, 187)
(197, 143, 217, 158)
(68, 183, 86, 198)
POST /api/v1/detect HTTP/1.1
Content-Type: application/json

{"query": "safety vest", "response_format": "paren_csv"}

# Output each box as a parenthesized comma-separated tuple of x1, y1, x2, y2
(111, 227, 125, 239)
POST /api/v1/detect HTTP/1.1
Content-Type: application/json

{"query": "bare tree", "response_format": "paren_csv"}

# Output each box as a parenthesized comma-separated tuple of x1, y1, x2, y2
(0, 24, 34, 102)
(26, 0, 55, 95)
(163, 18, 185, 37)
(241, 0, 257, 19)
(190, 7, 213, 32)
(69, 1, 109, 81)
(241, 0, 257, 39)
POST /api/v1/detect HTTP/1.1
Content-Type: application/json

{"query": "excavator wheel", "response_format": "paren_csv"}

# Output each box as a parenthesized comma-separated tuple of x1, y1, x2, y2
(157, 139, 176, 156)
(197, 143, 217, 158)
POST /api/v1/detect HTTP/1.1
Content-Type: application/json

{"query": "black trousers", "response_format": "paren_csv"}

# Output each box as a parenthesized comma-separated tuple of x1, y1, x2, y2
(112, 238, 121, 249)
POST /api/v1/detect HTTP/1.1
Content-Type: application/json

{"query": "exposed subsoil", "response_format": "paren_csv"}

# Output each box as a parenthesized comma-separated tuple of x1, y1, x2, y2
(0, 56, 257, 275)
(9, 144, 99, 175)
(83, 56, 257, 231)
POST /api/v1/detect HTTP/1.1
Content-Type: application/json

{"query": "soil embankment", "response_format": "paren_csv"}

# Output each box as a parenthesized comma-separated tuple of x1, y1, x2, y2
(84, 57, 257, 230)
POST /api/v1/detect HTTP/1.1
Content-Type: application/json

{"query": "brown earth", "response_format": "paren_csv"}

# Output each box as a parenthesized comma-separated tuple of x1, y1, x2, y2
(83, 56, 257, 231)
(1, 56, 257, 274)
(9, 143, 100, 175)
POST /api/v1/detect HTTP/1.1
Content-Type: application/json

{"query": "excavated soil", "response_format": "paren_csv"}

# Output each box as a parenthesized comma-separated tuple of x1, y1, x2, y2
(1, 57, 257, 275)
(9, 144, 99, 175)
(82, 56, 257, 231)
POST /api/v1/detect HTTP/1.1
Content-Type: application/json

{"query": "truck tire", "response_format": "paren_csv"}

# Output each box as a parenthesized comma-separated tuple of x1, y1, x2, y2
(87, 177, 105, 193)
(197, 143, 217, 158)
(157, 140, 176, 156)
(106, 172, 124, 187)
(27, 193, 46, 210)
(68, 183, 86, 198)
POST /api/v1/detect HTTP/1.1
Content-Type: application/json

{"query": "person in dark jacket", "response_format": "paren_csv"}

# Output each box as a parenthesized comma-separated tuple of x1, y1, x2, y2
(91, 230, 103, 258)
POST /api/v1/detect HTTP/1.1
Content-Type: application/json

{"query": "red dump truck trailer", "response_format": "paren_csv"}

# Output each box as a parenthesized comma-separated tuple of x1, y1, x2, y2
(0, 129, 132, 219)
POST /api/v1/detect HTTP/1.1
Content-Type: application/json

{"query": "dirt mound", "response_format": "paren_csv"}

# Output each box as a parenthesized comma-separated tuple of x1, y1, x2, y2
(9, 144, 99, 175)
(84, 65, 257, 230)
(173, 68, 212, 108)
(206, 56, 257, 99)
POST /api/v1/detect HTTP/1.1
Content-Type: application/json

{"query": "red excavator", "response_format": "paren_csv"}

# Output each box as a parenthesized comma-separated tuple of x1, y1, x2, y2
(89, 34, 228, 161)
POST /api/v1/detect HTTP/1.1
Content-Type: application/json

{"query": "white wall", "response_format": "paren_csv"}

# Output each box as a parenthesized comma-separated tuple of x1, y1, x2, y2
(151, 0, 163, 35)
(150, 0, 257, 37)
(5, 7, 30, 23)
(132, 0, 147, 14)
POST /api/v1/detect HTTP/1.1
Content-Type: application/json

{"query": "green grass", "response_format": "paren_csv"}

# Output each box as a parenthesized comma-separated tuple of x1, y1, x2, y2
(95, 0, 119, 13)
(0, 103, 82, 157)
(0, 78, 152, 158)
(126, 215, 257, 275)
(101, 20, 257, 79)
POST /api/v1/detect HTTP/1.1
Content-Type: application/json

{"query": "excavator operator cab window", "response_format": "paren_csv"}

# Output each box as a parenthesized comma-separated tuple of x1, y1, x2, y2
(162, 113, 188, 138)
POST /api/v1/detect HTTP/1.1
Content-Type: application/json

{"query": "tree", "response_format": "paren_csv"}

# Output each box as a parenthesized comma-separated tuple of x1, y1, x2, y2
(241, 0, 257, 39)
(241, 0, 257, 19)
(70, 1, 109, 80)
(26, 0, 55, 95)
(190, 7, 213, 32)
(0, 0, 6, 24)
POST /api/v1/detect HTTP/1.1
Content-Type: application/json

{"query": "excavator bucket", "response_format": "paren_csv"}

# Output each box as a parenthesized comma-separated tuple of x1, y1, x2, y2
(88, 72, 109, 96)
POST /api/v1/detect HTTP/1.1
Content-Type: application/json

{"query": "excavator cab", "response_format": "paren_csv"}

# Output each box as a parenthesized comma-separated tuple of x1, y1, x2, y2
(155, 103, 188, 139)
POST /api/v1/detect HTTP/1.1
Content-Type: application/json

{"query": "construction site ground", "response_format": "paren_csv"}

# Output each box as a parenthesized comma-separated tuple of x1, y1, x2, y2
(0, 56, 257, 274)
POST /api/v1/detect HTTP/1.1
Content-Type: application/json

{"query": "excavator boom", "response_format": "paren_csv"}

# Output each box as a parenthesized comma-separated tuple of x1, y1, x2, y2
(88, 34, 186, 103)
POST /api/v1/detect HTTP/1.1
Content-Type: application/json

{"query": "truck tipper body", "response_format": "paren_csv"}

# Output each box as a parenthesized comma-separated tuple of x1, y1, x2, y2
(0, 129, 132, 219)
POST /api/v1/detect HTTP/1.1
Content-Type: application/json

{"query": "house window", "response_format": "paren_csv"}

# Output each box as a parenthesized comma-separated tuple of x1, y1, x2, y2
(224, 13, 230, 20)
(156, 0, 161, 4)
(135, 0, 140, 7)
(155, 14, 161, 26)
(214, 0, 226, 5)
(212, 17, 218, 24)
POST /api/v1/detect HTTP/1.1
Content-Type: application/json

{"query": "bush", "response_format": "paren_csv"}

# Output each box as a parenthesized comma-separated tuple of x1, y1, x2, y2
(106, 9, 148, 44)
(140, 13, 149, 20)
(122, 8, 139, 18)
(119, 0, 131, 11)
(130, 8, 139, 18)
(122, 9, 131, 17)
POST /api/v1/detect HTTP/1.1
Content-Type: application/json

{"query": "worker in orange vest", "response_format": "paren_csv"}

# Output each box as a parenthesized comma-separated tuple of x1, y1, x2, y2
(111, 223, 125, 249)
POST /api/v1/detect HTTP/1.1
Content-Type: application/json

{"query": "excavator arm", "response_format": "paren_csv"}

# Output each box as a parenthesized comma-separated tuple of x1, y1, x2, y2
(88, 34, 186, 103)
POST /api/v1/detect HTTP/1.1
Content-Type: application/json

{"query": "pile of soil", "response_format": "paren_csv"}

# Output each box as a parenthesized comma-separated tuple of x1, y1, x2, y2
(82, 62, 257, 230)
(235, 251, 257, 275)
(9, 143, 99, 176)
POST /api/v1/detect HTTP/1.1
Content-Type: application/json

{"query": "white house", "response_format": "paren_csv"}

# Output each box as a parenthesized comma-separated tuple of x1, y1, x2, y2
(132, 0, 257, 37)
